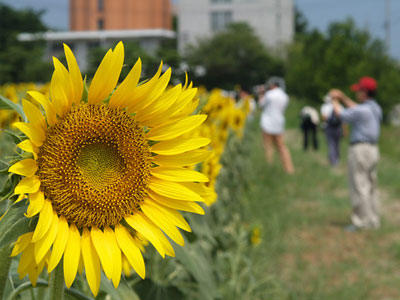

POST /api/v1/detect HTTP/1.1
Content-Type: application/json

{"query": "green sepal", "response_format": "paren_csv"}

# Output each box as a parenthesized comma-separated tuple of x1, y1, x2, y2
(0, 201, 37, 249)
(81, 75, 88, 103)
(0, 96, 26, 122)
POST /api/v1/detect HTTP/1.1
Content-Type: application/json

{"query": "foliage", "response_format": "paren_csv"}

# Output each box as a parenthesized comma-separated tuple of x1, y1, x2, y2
(0, 3, 52, 84)
(286, 18, 400, 117)
(184, 22, 284, 91)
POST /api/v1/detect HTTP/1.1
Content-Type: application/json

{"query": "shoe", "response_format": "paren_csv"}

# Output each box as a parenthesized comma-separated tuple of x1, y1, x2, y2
(344, 224, 359, 232)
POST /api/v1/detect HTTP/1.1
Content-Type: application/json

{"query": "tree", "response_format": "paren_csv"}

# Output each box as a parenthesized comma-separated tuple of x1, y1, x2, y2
(0, 4, 52, 83)
(286, 18, 400, 117)
(184, 22, 284, 91)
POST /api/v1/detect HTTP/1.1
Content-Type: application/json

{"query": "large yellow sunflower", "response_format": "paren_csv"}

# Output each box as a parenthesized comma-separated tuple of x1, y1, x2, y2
(8, 42, 212, 296)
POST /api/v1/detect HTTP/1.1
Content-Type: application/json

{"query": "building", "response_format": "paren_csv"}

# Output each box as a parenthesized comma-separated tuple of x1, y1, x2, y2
(178, 0, 294, 53)
(18, 0, 174, 71)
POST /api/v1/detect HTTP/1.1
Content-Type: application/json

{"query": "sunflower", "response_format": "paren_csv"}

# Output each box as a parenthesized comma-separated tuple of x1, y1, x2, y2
(8, 42, 211, 296)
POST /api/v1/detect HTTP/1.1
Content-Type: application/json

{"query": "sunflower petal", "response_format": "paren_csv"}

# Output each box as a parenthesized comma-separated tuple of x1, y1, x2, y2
(82, 228, 101, 297)
(109, 58, 142, 108)
(22, 99, 46, 130)
(151, 138, 210, 155)
(14, 175, 40, 195)
(103, 227, 122, 287)
(64, 223, 81, 288)
(91, 227, 113, 280)
(28, 91, 57, 126)
(50, 68, 69, 117)
(17, 140, 39, 159)
(47, 216, 69, 272)
(141, 201, 184, 246)
(9, 159, 37, 177)
(31, 200, 53, 243)
(13, 122, 45, 147)
(149, 178, 205, 202)
(148, 191, 205, 215)
(152, 150, 211, 167)
(64, 43, 83, 105)
(151, 167, 209, 182)
(147, 115, 207, 141)
(34, 210, 58, 264)
(26, 191, 45, 218)
(11, 232, 33, 257)
(114, 224, 145, 279)
(88, 42, 124, 104)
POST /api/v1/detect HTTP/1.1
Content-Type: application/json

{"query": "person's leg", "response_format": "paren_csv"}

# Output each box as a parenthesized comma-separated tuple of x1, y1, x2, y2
(368, 146, 380, 228)
(326, 133, 336, 165)
(334, 133, 341, 164)
(348, 145, 374, 228)
(303, 126, 309, 151)
(273, 134, 295, 174)
(262, 132, 274, 164)
(312, 125, 318, 150)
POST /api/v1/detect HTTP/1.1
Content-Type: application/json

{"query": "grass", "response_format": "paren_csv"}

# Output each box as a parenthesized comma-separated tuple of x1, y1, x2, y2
(243, 107, 400, 299)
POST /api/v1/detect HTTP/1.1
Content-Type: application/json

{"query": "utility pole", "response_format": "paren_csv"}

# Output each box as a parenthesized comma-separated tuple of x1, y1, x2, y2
(384, 0, 391, 53)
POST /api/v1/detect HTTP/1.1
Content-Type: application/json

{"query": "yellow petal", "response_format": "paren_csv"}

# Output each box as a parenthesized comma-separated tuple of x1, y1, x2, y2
(50, 68, 69, 117)
(90, 227, 113, 280)
(26, 191, 44, 218)
(142, 199, 191, 232)
(22, 99, 46, 130)
(17, 243, 35, 278)
(151, 167, 209, 183)
(147, 115, 207, 141)
(114, 224, 145, 279)
(17, 139, 39, 160)
(82, 228, 101, 297)
(109, 58, 142, 108)
(149, 178, 205, 202)
(88, 42, 124, 104)
(104, 227, 122, 288)
(11, 232, 33, 257)
(148, 191, 205, 215)
(163, 88, 197, 120)
(31, 200, 53, 243)
(152, 150, 211, 167)
(78, 252, 84, 275)
(15, 193, 26, 203)
(64, 43, 83, 105)
(14, 175, 40, 195)
(121, 254, 132, 277)
(28, 91, 57, 126)
(47, 216, 69, 272)
(125, 213, 167, 258)
(13, 122, 45, 147)
(151, 138, 210, 155)
(53, 57, 74, 110)
(9, 159, 37, 177)
(141, 201, 184, 246)
(63, 223, 81, 288)
(34, 210, 58, 264)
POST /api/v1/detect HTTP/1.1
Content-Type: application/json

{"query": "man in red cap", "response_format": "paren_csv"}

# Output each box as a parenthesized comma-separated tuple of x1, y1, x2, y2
(330, 77, 382, 231)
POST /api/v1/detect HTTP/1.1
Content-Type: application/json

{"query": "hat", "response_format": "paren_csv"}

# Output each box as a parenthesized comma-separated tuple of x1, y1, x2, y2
(350, 77, 377, 92)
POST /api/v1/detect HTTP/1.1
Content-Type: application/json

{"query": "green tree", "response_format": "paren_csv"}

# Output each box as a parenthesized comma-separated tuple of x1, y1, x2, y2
(0, 3, 52, 83)
(286, 18, 400, 117)
(184, 22, 284, 91)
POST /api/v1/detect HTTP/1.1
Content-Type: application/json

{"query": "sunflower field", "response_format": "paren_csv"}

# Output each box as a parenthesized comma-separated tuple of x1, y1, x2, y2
(0, 43, 262, 300)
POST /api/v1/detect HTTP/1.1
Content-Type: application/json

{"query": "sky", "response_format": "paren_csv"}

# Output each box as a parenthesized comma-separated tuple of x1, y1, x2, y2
(2, 0, 400, 58)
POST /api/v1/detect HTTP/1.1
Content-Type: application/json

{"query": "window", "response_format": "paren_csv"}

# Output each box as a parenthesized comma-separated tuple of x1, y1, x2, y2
(97, 19, 104, 30)
(98, 0, 104, 12)
(210, 11, 232, 32)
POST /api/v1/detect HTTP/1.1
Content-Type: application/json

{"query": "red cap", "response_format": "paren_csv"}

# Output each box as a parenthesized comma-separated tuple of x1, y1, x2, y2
(351, 77, 377, 92)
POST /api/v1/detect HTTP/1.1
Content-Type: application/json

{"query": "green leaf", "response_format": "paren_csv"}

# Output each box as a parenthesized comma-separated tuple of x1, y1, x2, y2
(0, 201, 35, 249)
(99, 274, 141, 300)
(0, 96, 25, 121)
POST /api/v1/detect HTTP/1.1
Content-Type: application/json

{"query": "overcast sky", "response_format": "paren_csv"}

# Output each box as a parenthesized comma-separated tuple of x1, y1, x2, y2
(2, 0, 400, 58)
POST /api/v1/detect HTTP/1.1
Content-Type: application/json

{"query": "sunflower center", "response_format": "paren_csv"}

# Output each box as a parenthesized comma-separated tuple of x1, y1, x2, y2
(37, 104, 152, 228)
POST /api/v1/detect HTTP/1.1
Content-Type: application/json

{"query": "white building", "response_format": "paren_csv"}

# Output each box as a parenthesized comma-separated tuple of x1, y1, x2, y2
(178, 0, 294, 53)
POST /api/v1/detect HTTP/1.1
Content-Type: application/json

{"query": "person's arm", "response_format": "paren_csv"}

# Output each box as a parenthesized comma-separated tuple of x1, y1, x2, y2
(330, 89, 357, 108)
(332, 99, 343, 116)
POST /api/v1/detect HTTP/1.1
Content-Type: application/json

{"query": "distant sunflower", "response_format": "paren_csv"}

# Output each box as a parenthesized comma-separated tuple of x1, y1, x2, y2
(9, 42, 211, 296)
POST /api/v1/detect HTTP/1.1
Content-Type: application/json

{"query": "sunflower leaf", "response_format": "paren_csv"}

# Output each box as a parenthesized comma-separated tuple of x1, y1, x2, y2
(0, 96, 26, 121)
(0, 201, 35, 249)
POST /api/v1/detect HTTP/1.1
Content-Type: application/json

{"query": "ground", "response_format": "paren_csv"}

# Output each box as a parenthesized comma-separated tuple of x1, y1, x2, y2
(244, 111, 400, 300)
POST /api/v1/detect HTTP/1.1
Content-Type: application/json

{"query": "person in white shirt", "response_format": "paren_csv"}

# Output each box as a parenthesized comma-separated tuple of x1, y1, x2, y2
(258, 81, 294, 174)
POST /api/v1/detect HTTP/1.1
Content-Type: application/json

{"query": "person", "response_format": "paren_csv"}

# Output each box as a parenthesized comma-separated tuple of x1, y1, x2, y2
(258, 80, 294, 174)
(321, 95, 344, 166)
(330, 77, 382, 231)
(300, 106, 319, 151)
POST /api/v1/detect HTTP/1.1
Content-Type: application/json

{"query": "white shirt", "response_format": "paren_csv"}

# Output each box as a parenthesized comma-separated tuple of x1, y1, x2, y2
(259, 88, 289, 135)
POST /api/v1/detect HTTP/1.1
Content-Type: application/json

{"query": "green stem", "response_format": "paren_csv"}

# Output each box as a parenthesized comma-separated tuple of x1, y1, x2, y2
(49, 263, 65, 300)
(0, 245, 12, 300)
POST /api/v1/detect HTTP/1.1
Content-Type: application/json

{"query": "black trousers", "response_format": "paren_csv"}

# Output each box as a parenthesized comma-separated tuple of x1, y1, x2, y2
(302, 122, 318, 151)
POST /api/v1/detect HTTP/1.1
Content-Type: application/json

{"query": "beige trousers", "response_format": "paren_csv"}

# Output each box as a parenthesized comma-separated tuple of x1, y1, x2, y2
(348, 144, 380, 229)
